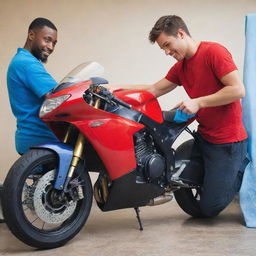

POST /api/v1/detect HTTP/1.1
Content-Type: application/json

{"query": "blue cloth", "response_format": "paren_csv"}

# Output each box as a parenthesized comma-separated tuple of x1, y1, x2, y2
(240, 14, 256, 228)
(7, 48, 58, 154)
(174, 109, 195, 123)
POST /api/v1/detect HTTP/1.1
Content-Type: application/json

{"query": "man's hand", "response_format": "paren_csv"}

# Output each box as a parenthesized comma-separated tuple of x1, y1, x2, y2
(174, 98, 202, 114)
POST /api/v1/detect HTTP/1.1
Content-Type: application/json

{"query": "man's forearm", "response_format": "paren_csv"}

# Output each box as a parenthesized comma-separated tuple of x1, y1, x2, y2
(148, 79, 178, 97)
(177, 84, 245, 115)
(105, 84, 150, 91)
(196, 85, 245, 108)
(106, 78, 177, 98)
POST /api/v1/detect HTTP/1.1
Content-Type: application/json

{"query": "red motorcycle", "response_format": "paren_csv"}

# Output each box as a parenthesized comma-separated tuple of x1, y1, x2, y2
(3, 62, 204, 249)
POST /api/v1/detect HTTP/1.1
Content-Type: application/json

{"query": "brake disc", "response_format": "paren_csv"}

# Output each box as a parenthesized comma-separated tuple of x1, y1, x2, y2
(22, 183, 36, 211)
(33, 170, 77, 224)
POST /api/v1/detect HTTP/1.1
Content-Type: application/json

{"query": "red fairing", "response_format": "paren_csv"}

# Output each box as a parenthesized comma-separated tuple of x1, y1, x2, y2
(113, 90, 163, 123)
(42, 81, 145, 180)
(75, 119, 143, 180)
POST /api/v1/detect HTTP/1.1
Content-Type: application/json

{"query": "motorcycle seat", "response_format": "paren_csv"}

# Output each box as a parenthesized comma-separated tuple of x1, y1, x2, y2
(162, 110, 176, 122)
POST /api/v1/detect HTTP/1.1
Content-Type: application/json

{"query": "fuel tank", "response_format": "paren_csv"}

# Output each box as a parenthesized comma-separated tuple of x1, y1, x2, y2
(113, 89, 163, 123)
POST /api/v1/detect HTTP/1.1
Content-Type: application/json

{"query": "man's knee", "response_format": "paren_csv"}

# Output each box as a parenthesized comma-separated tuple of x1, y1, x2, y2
(199, 182, 238, 217)
(199, 196, 232, 217)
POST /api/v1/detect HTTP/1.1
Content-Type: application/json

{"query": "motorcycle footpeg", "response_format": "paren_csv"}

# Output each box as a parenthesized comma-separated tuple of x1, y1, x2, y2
(136, 175, 147, 184)
(172, 160, 190, 181)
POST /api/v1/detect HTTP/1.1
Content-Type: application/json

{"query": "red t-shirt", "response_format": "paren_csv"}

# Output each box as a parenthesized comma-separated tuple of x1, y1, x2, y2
(165, 41, 247, 144)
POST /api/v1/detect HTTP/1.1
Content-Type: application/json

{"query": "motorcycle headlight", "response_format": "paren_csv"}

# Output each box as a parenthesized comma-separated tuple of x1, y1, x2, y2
(39, 94, 70, 117)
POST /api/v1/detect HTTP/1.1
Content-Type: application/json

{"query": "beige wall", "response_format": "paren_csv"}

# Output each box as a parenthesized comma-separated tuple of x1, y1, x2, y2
(0, 0, 255, 181)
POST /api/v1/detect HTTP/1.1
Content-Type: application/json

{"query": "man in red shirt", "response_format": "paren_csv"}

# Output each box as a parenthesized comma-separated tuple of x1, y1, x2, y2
(123, 15, 247, 217)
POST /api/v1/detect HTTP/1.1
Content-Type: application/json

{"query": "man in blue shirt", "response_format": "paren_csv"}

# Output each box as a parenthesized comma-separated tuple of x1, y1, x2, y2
(7, 17, 59, 154)
(1, 18, 59, 222)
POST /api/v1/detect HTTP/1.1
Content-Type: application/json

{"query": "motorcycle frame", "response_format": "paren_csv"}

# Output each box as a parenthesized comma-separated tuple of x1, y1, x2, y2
(37, 79, 189, 202)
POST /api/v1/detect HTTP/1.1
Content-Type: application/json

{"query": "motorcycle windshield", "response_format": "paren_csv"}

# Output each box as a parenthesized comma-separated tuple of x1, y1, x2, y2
(52, 61, 105, 93)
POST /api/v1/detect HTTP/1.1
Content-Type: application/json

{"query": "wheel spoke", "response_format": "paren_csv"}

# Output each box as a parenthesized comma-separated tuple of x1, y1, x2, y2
(193, 188, 201, 200)
(2, 150, 93, 249)
(31, 216, 40, 224)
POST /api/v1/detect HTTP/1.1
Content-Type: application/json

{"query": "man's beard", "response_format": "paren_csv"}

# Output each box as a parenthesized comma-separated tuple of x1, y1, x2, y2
(31, 45, 48, 63)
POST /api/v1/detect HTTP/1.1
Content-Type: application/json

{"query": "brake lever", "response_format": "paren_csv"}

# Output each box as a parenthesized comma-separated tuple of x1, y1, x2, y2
(91, 91, 117, 106)
(85, 84, 132, 109)
(93, 86, 132, 109)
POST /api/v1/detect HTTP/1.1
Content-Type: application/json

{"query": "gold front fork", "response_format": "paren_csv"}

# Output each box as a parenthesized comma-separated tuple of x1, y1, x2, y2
(63, 125, 72, 143)
(64, 98, 100, 187)
(94, 98, 101, 109)
(67, 132, 86, 179)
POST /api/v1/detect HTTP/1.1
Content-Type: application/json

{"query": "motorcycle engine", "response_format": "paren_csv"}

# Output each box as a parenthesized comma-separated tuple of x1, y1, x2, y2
(134, 131, 166, 183)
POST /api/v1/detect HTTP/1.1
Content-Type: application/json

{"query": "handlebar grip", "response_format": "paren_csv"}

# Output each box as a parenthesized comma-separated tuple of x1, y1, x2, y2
(91, 85, 132, 109)
(111, 96, 132, 109)
(89, 88, 132, 109)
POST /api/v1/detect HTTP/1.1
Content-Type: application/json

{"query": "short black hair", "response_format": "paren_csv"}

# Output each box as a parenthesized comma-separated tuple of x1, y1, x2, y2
(28, 17, 57, 31)
(149, 15, 190, 43)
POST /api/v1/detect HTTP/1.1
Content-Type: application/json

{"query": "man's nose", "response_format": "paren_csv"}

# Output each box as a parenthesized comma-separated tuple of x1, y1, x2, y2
(164, 48, 170, 55)
(47, 42, 54, 52)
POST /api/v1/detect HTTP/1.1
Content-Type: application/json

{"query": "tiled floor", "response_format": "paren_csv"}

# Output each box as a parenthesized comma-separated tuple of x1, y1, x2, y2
(0, 199, 255, 256)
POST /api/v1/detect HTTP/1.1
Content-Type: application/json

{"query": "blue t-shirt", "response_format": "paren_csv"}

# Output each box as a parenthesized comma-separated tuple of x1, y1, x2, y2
(7, 48, 59, 154)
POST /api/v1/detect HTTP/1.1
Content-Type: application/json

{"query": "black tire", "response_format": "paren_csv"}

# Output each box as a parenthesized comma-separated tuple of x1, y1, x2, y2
(174, 139, 206, 218)
(2, 149, 93, 249)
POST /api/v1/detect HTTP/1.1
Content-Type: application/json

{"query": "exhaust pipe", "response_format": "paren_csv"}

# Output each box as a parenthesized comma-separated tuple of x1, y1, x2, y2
(147, 192, 173, 206)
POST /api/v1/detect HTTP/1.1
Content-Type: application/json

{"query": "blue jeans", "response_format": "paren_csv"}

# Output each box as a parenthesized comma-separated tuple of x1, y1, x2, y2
(194, 133, 248, 217)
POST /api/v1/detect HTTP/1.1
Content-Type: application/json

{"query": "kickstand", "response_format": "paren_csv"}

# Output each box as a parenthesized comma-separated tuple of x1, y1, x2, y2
(134, 207, 143, 231)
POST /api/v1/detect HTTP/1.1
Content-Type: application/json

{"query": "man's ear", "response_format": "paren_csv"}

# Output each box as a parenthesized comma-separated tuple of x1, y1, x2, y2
(28, 30, 35, 41)
(177, 29, 186, 39)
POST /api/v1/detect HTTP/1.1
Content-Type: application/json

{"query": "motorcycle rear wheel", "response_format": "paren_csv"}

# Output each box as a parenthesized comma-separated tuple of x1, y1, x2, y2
(174, 139, 206, 218)
(2, 149, 93, 249)
(174, 187, 205, 217)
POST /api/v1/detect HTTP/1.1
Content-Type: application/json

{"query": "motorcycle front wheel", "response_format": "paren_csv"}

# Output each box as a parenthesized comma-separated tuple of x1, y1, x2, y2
(2, 149, 93, 249)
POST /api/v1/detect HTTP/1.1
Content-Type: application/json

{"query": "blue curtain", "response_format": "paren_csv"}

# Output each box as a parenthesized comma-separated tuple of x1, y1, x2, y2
(240, 14, 256, 228)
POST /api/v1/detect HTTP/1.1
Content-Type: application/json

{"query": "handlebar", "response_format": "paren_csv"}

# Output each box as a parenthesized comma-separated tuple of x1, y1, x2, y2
(86, 84, 132, 109)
